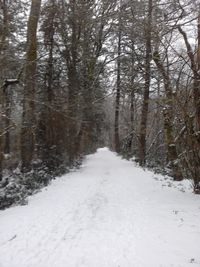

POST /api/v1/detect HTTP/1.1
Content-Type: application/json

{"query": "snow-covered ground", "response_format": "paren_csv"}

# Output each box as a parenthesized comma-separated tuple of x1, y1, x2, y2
(0, 148, 200, 267)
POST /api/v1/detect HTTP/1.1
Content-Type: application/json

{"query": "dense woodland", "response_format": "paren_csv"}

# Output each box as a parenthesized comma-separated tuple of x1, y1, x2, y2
(1, 0, 200, 208)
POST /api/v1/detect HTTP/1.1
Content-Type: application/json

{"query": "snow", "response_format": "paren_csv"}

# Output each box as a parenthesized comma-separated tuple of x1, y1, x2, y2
(0, 148, 200, 267)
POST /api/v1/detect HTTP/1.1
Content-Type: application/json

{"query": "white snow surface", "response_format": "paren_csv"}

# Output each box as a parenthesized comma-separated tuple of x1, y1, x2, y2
(0, 148, 200, 267)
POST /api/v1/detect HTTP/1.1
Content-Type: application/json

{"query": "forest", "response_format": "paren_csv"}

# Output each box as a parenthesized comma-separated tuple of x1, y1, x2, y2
(1, 0, 200, 209)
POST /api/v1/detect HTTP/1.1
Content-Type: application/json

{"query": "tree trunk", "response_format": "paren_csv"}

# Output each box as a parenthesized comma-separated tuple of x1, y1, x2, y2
(67, 64, 79, 162)
(177, 17, 200, 187)
(0, 0, 9, 178)
(37, 0, 57, 170)
(21, 0, 41, 172)
(127, 39, 135, 152)
(4, 88, 11, 154)
(178, 22, 200, 138)
(114, 3, 122, 153)
(0, 86, 3, 180)
(153, 51, 183, 181)
(194, 11, 200, 134)
(62, 0, 80, 163)
(138, 0, 153, 165)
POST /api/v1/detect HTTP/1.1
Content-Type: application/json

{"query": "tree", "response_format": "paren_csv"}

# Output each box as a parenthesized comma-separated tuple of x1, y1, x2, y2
(21, 0, 41, 172)
(0, 0, 22, 178)
(114, 1, 122, 153)
(138, 0, 153, 165)
(153, 51, 183, 180)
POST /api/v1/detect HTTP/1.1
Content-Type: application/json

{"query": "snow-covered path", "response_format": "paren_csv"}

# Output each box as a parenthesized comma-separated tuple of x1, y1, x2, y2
(0, 148, 200, 267)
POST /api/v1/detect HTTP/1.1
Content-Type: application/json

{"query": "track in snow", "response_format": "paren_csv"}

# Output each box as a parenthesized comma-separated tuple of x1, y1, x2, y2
(0, 148, 200, 267)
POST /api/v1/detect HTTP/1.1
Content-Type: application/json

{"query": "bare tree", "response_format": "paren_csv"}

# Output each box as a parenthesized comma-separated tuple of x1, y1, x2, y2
(138, 0, 153, 165)
(114, 1, 123, 153)
(153, 51, 183, 180)
(21, 0, 41, 172)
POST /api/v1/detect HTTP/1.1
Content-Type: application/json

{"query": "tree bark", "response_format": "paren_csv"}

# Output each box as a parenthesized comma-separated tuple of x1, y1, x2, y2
(194, 11, 200, 133)
(0, 0, 9, 179)
(178, 22, 200, 138)
(138, 0, 153, 165)
(37, 0, 58, 170)
(21, 0, 41, 172)
(114, 2, 122, 153)
(0, 86, 3, 180)
(153, 51, 183, 180)
(127, 39, 135, 152)
(67, 0, 80, 163)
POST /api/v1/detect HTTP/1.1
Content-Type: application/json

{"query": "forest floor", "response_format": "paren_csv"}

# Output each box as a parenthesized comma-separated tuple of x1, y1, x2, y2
(0, 148, 200, 267)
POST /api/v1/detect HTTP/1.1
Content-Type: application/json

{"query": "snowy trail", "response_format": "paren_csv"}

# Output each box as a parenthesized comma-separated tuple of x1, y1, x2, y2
(0, 148, 200, 267)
